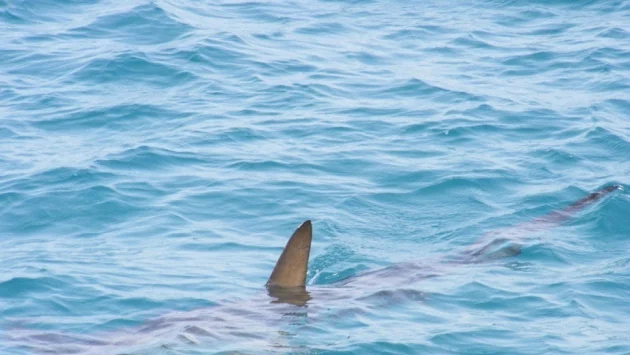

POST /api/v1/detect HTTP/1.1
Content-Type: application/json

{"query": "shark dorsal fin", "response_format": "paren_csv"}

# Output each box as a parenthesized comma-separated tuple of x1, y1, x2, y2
(267, 220, 312, 288)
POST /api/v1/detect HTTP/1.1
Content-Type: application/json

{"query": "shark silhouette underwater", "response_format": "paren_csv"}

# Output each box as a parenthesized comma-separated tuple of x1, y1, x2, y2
(4, 185, 623, 354)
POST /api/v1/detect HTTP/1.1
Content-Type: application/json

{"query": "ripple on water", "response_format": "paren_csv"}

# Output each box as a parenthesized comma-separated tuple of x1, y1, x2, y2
(67, 3, 193, 45)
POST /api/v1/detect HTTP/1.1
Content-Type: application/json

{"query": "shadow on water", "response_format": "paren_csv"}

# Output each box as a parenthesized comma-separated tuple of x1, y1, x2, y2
(266, 285, 312, 307)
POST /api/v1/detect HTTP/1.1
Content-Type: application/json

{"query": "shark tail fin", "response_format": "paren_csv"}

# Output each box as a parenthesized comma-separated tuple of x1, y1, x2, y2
(266, 220, 312, 288)
(458, 185, 622, 264)
(539, 184, 622, 225)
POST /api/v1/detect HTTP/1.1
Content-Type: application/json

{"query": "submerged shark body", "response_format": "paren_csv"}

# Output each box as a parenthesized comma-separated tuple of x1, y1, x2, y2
(4, 185, 622, 354)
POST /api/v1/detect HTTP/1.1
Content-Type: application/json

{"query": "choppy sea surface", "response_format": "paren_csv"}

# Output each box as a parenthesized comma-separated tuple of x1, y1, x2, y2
(1, 0, 629, 354)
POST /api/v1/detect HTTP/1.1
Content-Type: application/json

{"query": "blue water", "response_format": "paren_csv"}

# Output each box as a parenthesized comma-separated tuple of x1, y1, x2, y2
(1, 0, 629, 353)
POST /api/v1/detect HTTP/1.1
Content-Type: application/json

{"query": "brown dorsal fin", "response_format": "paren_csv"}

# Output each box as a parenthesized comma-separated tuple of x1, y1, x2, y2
(266, 220, 312, 288)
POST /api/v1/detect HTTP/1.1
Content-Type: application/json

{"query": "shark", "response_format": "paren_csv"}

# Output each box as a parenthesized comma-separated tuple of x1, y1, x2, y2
(3, 185, 622, 354)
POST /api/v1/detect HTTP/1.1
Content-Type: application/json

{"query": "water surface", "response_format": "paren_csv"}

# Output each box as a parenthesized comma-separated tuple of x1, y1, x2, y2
(1, 0, 629, 354)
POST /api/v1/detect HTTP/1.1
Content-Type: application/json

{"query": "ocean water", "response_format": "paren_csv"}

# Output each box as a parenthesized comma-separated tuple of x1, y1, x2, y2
(1, 0, 629, 353)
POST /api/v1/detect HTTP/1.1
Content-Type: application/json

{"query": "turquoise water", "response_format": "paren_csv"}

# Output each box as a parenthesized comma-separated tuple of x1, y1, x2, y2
(1, 0, 629, 353)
